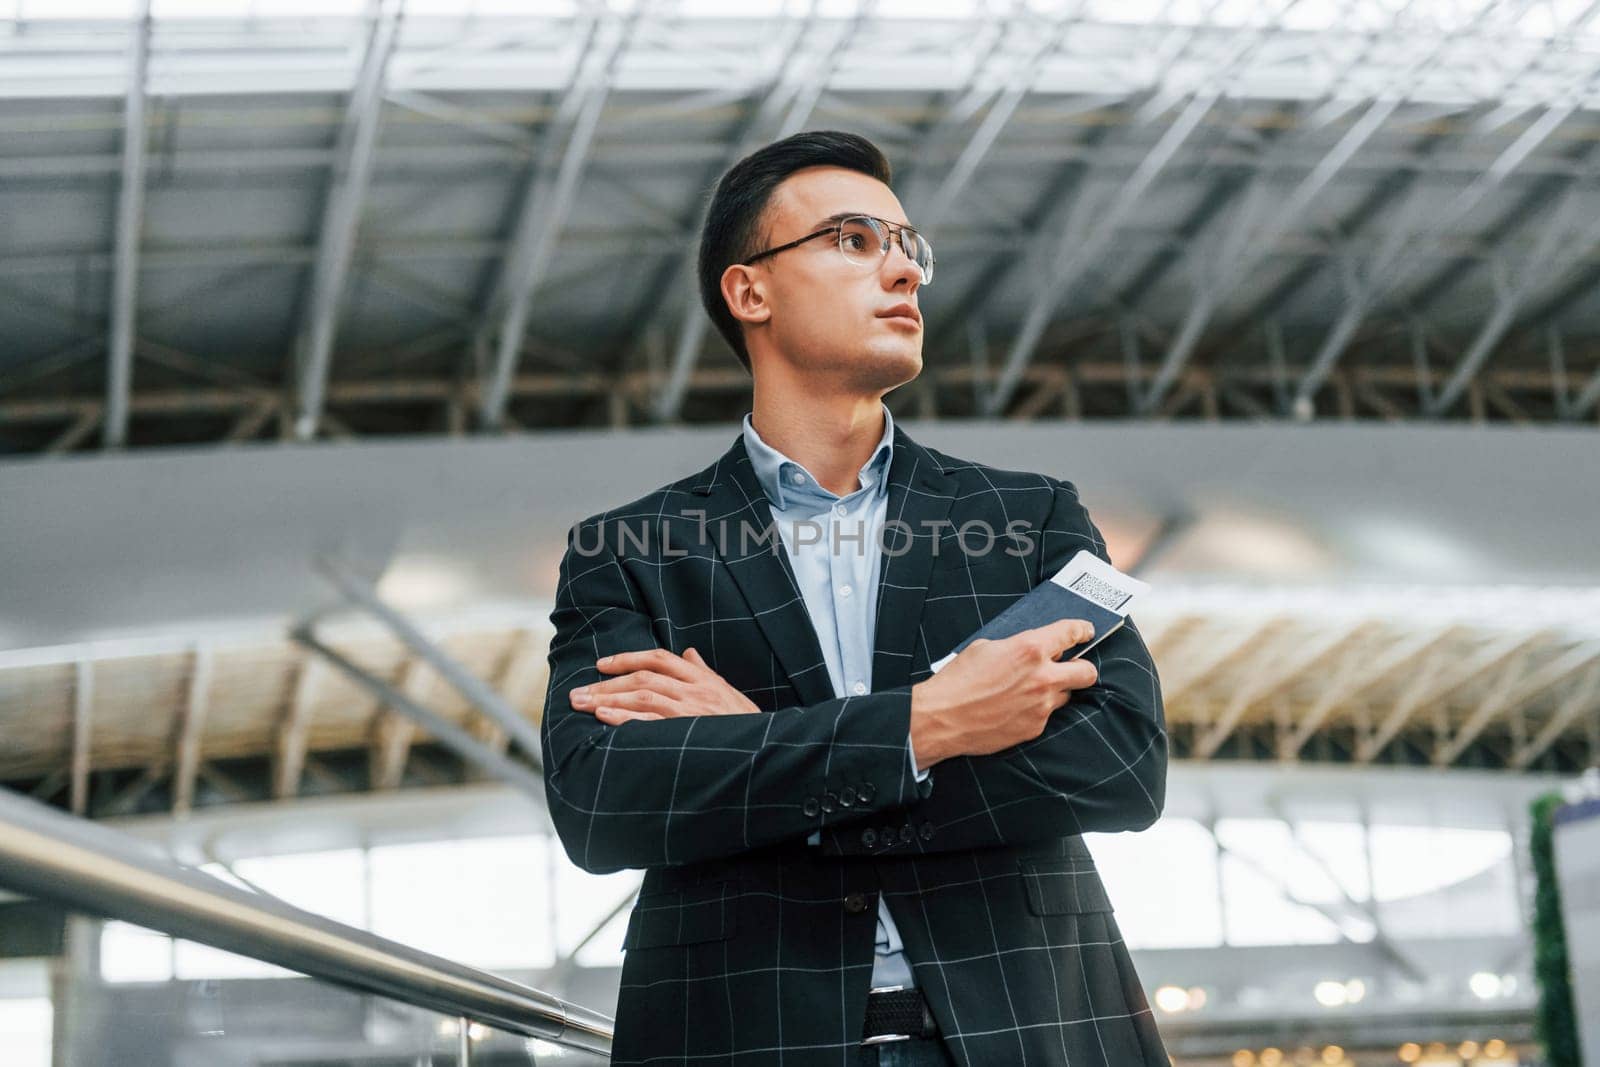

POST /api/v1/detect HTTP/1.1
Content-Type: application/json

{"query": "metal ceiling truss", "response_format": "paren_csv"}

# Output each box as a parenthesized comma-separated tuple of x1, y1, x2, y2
(5, 4, 1600, 454)
(3, 607, 1587, 825)
(477, 1, 638, 431)
(6, 355, 1598, 448)
(290, 0, 405, 443)
(103, 0, 152, 450)
(5, 609, 1595, 821)
(649, 0, 877, 424)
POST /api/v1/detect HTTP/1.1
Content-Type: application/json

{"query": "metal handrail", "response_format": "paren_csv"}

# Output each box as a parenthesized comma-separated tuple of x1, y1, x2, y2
(0, 787, 612, 1057)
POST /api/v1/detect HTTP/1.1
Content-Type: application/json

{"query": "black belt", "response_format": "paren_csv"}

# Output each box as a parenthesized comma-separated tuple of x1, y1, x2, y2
(862, 986, 939, 1045)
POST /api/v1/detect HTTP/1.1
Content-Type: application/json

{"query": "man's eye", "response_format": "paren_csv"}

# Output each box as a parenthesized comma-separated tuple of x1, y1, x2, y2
(842, 233, 867, 252)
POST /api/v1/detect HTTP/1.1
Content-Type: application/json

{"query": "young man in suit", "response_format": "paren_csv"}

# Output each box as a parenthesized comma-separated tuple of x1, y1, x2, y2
(542, 130, 1169, 1066)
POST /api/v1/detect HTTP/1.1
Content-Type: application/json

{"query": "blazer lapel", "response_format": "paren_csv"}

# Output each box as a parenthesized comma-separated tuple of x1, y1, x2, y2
(691, 437, 836, 708)
(690, 425, 957, 706)
(871, 425, 955, 693)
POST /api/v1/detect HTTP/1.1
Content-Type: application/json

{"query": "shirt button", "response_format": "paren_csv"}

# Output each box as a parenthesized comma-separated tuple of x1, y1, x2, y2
(833, 503, 846, 516)
(844, 892, 870, 914)
(790, 471, 805, 486)
(851, 681, 867, 695)
(839, 584, 852, 598)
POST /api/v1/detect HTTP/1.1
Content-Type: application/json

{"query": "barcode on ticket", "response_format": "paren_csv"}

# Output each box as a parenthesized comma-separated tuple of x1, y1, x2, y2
(1067, 571, 1133, 612)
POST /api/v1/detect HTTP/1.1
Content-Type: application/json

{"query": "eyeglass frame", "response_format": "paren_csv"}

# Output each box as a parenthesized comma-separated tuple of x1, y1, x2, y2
(741, 212, 935, 284)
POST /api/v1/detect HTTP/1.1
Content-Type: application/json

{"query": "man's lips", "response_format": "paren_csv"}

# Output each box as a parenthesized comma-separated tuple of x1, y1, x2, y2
(877, 304, 922, 327)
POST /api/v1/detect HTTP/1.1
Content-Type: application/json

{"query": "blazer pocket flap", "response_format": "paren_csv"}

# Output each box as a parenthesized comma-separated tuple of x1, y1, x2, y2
(623, 882, 737, 949)
(1021, 859, 1113, 915)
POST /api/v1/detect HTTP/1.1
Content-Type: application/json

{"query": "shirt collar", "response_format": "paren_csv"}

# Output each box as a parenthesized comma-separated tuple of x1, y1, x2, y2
(742, 403, 895, 511)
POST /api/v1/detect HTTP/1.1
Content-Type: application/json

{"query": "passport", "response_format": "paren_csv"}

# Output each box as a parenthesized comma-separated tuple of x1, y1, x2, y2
(929, 550, 1150, 673)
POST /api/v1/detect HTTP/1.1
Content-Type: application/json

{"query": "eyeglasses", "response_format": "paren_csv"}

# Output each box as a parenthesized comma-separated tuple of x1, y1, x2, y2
(743, 214, 935, 285)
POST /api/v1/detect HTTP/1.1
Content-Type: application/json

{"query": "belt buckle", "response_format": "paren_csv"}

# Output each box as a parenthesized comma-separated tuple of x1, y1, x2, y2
(862, 985, 913, 1046)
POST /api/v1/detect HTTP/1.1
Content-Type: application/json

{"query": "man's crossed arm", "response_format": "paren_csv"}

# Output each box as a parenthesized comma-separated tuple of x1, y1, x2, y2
(540, 479, 1167, 874)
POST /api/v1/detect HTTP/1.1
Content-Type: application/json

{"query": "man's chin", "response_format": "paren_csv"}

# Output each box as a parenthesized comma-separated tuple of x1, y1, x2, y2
(852, 345, 922, 391)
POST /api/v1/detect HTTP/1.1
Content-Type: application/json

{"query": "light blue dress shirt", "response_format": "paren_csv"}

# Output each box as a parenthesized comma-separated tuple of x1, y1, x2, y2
(741, 404, 928, 990)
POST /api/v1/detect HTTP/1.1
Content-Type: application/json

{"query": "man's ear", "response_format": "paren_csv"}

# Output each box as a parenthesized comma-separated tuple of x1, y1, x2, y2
(721, 262, 772, 328)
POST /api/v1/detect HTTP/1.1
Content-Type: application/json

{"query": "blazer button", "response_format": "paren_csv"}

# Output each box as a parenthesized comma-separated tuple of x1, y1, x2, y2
(839, 786, 858, 808)
(919, 821, 935, 841)
(881, 825, 897, 847)
(801, 796, 821, 818)
(861, 827, 878, 848)
(898, 824, 914, 844)
(844, 892, 870, 914)
(858, 782, 877, 803)
(821, 791, 838, 814)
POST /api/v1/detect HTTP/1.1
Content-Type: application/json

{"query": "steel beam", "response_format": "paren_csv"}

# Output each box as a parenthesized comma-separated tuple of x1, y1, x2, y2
(372, 658, 438, 791)
(1277, 628, 1455, 760)
(71, 660, 93, 817)
(1510, 664, 1600, 769)
(1292, 0, 1596, 411)
(905, 3, 1088, 233)
(1432, 649, 1535, 767)
(1427, 195, 1600, 414)
(979, 0, 1302, 416)
(1357, 631, 1545, 763)
(172, 646, 214, 816)
(316, 558, 543, 769)
(651, 2, 865, 423)
(292, 625, 546, 800)
(980, 90, 1217, 417)
(1193, 623, 1367, 760)
(1569, 365, 1600, 420)
(1128, 0, 1427, 412)
(104, 0, 153, 450)
(291, 0, 404, 441)
(478, 5, 633, 430)
(1159, 619, 1279, 709)
(11, 352, 1600, 442)
(1139, 95, 1400, 414)
(273, 653, 323, 801)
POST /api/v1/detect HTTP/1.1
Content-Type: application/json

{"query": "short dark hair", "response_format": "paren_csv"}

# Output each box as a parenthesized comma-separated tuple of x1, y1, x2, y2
(697, 130, 893, 373)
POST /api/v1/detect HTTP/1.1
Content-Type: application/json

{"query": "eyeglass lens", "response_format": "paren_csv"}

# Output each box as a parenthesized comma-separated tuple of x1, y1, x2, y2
(837, 216, 934, 283)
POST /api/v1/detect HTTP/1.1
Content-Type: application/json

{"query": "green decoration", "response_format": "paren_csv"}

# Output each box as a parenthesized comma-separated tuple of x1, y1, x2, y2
(1530, 792, 1581, 1067)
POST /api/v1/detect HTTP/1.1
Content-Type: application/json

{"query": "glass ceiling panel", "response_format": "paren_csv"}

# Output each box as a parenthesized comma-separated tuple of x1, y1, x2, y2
(3, 2, 1598, 107)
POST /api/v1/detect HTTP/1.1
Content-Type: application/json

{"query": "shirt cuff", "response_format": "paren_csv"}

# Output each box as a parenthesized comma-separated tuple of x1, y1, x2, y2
(908, 732, 931, 784)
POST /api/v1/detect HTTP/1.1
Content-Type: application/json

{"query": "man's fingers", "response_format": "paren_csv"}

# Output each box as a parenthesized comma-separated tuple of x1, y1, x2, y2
(573, 669, 688, 705)
(596, 648, 698, 683)
(585, 687, 686, 716)
(1039, 617, 1095, 655)
(1046, 658, 1099, 691)
(596, 707, 664, 725)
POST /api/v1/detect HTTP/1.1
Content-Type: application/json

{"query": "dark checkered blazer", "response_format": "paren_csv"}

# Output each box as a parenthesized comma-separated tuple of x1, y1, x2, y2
(541, 422, 1169, 1066)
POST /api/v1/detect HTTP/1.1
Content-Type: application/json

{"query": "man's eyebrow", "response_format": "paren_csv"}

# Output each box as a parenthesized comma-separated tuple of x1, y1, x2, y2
(808, 211, 913, 230)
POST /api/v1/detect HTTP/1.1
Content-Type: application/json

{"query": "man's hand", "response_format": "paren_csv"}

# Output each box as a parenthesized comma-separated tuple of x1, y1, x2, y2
(567, 647, 761, 725)
(908, 619, 1099, 772)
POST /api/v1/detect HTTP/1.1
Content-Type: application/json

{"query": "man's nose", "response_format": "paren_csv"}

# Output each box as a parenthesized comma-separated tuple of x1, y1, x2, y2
(881, 241, 922, 291)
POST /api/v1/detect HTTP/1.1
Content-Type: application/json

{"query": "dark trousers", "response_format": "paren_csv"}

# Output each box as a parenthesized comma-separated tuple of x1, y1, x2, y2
(863, 1037, 958, 1066)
